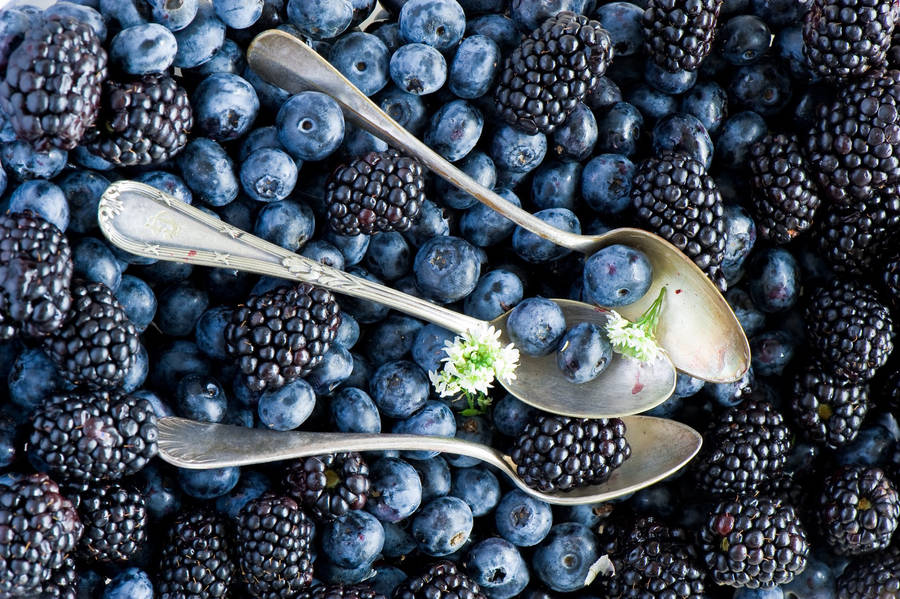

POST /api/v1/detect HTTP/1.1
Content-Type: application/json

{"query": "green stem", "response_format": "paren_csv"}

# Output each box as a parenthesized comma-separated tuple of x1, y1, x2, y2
(634, 286, 666, 336)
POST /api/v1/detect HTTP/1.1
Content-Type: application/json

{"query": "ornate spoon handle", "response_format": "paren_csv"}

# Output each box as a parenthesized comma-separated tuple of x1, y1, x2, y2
(98, 180, 483, 335)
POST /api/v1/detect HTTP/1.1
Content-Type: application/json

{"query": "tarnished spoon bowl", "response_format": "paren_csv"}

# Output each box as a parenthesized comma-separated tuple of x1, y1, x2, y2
(99, 181, 676, 417)
(158, 416, 703, 506)
(245, 29, 751, 384)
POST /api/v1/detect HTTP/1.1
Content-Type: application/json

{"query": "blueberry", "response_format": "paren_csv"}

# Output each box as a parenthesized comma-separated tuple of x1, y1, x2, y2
(550, 103, 597, 161)
(102, 568, 154, 599)
(377, 86, 429, 135)
(190, 38, 246, 76)
(178, 138, 239, 206)
(399, 0, 466, 50)
(704, 367, 754, 407)
(7, 180, 68, 231)
(583, 244, 653, 308)
(254, 200, 316, 252)
(466, 13, 520, 50)
(729, 61, 792, 116)
(402, 200, 450, 249)
(176, 374, 228, 423)
(748, 248, 799, 313)
(156, 282, 209, 337)
(213, 0, 263, 28)
(556, 322, 614, 384)
(321, 510, 385, 568)
(0, 9, 31, 72)
(436, 151, 495, 210)
(133, 389, 176, 419)
(0, 415, 16, 469)
(674, 372, 706, 398)
(714, 111, 768, 170)
(382, 521, 417, 558)
(512, 208, 580, 263)
(325, 231, 371, 266)
(177, 466, 241, 499)
(722, 204, 758, 283)
(137, 463, 182, 521)
(449, 35, 501, 99)
(585, 76, 623, 111)
(450, 467, 500, 516)
(506, 297, 566, 357)
(491, 394, 537, 437)
(532, 522, 600, 593)
(413, 236, 481, 303)
(646, 61, 698, 95)
(652, 113, 713, 170)
(369, 565, 408, 597)
(392, 401, 457, 460)
(341, 122, 389, 158)
(411, 456, 452, 502)
(464, 537, 531, 599)
(509, 0, 593, 31)
(460, 188, 521, 247)
(558, 503, 608, 529)
(389, 43, 448, 96)
(751, 0, 808, 26)
(240, 148, 298, 203)
(255, 377, 316, 430)
(464, 269, 524, 320)
(340, 267, 391, 323)
(193, 73, 260, 141)
(494, 489, 553, 547)
(73, 237, 122, 292)
(98, 0, 147, 28)
(750, 329, 794, 377)
(632, 485, 676, 518)
(411, 324, 455, 373)
(734, 588, 784, 599)
(302, 240, 346, 273)
(448, 415, 492, 467)
(286, 0, 353, 39)
(371, 21, 404, 53)
(330, 32, 390, 96)
(243, 65, 292, 113)
(277, 92, 345, 161)
(411, 495, 473, 556)
(531, 160, 580, 211)
(371, 359, 429, 419)
(837, 426, 893, 466)
(681, 81, 728, 136)
(214, 470, 270, 519)
(364, 232, 411, 281)
(491, 124, 547, 174)
(173, 0, 226, 68)
(191, 311, 227, 361)
(582, 154, 635, 216)
(149, 340, 213, 394)
(135, 170, 193, 205)
(147, 0, 199, 31)
(366, 315, 423, 365)
(626, 84, 678, 126)
(720, 15, 772, 65)
(306, 344, 354, 394)
(726, 288, 766, 337)
(775, 26, 810, 80)
(109, 24, 177, 75)
(595, 2, 644, 56)
(367, 457, 423, 522)
(781, 555, 835, 599)
(318, 559, 377, 585)
(121, 344, 150, 392)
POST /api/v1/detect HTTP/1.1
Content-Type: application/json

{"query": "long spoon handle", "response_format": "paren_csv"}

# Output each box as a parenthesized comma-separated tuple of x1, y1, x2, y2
(246, 29, 596, 255)
(97, 180, 484, 335)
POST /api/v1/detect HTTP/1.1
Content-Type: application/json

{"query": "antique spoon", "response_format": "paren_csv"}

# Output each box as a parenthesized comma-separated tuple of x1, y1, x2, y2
(157, 416, 702, 506)
(99, 180, 675, 418)
(245, 29, 750, 384)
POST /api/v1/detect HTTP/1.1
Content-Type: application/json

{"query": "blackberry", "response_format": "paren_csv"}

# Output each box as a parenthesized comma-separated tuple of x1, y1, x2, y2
(819, 466, 899, 555)
(884, 253, 900, 301)
(805, 278, 894, 382)
(0, 473, 83, 597)
(39, 556, 77, 599)
(803, 0, 898, 80)
(84, 74, 192, 166)
(748, 133, 822, 244)
(695, 399, 793, 497)
(393, 560, 488, 599)
(28, 390, 158, 483)
(283, 452, 370, 522)
(0, 211, 73, 341)
(603, 517, 708, 599)
(43, 280, 141, 390)
(806, 69, 900, 205)
(509, 415, 631, 493)
(226, 283, 341, 393)
(298, 584, 386, 599)
(158, 510, 235, 599)
(494, 11, 613, 134)
(0, 15, 106, 150)
(816, 186, 900, 275)
(325, 148, 425, 236)
(837, 545, 900, 598)
(234, 494, 315, 599)
(73, 483, 147, 563)
(791, 360, 870, 449)
(631, 152, 728, 292)
(699, 495, 809, 588)
(876, 360, 900, 412)
(642, 0, 723, 72)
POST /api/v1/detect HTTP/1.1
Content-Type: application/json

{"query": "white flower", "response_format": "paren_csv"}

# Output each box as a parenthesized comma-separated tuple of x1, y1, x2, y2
(603, 287, 667, 362)
(428, 324, 520, 399)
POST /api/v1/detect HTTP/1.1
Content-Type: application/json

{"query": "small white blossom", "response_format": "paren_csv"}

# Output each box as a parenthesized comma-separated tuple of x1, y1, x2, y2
(603, 287, 667, 363)
(428, 324, 520, 400)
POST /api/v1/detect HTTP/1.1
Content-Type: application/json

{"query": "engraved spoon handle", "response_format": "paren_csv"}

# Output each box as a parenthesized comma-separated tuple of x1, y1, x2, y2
(98, 181, 484, 335)
(246, 29, 597, 255)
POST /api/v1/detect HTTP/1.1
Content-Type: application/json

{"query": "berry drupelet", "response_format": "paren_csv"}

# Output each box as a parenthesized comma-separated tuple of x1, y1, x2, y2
(509, 414, 631, 492)
(699, 495, 809, 588)
(393, 560, 488, 599)
(0, 15, 106, 150)
(324, 149, 425, 236)
(836, 544, 900, 598)
(748, 133, 821, 244)
(283, 452, 370, 522)
(494, 11, 613, 135)
(642, 0, 723, 72)
(84, 74, 192, 167)
(28, 390, 158, 483)
(43, 280, 141, 390)
(158, 510, 235, 599)
(73, 482, 147, 563)
(298, 584, 386, 599)
(226, 283, 341, 393)
(804, 278, 894, 382)
(0, 211, 73, 341)
(819, 466, 899, 555)
(791, 361, 869, 449)
(39, 556, 78, 599)
(631, 151, 727, 292)
(234, 493, 315, 599)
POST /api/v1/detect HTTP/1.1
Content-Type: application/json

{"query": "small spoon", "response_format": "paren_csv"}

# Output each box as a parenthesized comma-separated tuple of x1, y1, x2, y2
(99, 180, 675, 418)
(245, 29, 751, 384)
(157, 416, 702, 506)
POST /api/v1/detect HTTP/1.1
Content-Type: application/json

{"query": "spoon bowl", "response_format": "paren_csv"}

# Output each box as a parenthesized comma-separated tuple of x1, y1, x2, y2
(157, 416, 703, 506)
(245, 29, 751, 384)
(99, 181, 676, 417)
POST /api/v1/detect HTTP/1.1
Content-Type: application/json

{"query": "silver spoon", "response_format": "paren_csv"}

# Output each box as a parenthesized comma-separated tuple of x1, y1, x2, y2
(99, 180, 675, 418)
(245, 29, 751, 384)
(157, 416, 702, 506)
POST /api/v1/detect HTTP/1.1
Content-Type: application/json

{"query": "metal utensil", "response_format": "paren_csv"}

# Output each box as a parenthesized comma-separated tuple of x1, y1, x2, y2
(158, 416, 702, 506)
(245, 29, 751, 384)
(99, 180, 676, 418)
